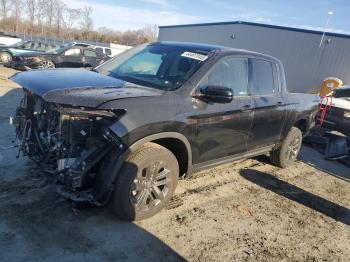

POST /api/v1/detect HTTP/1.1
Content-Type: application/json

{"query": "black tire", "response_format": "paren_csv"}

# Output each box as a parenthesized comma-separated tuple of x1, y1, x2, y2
(39, 60, 55, 69)
(270, 127, 302, 168)
(0, 51, 12, 63)
(111, 142, 179, 221)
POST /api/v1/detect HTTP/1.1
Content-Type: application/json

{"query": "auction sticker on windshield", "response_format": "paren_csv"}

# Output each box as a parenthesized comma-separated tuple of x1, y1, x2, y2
(181, 52, 208, 61)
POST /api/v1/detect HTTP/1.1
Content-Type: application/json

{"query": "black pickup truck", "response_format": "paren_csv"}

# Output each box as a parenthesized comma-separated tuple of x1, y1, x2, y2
(10, 42, 319, 221)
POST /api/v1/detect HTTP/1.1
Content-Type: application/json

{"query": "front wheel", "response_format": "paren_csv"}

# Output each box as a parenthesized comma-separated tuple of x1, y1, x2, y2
(270, 127, 302, 168)
(111, 142, 179, 221)
(0, 52, 12, 63)
(39, 60, 55, 69)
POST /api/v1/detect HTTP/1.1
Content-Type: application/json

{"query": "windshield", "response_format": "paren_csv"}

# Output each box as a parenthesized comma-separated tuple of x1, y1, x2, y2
(52, 45, 70, 54)
(9, 41, 60, 52)
(9, 40, 29, 48)
(96, 43, 210, 90)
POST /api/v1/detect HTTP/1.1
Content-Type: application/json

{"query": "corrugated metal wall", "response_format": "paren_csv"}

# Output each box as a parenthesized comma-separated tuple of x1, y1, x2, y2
(158, 23, 350, 93)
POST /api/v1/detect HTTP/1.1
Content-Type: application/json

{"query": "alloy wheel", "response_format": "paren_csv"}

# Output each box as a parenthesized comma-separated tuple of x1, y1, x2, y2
(130, 160, 173, 212)
(39, 60, 55, 69)
(286, 137, 301, 161)
(0, 52, 12, 63)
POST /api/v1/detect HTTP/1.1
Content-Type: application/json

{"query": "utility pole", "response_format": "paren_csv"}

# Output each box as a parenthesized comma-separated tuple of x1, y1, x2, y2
(319, 11, 333, 47)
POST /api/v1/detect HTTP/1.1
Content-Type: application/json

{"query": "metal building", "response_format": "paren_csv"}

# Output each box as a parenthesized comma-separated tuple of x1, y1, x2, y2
(158, 21, 350, 93)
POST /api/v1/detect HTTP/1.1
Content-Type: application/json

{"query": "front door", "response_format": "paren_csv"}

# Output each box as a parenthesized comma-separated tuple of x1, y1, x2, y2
(247, 58, 287, 150)
(192, 56, 253, 163)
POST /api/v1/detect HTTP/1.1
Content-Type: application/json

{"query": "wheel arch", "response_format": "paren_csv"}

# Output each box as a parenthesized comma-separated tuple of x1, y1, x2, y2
(127, 132, 192, 176)
(93, 132, 193, 205)
(293, 118, 309, 134)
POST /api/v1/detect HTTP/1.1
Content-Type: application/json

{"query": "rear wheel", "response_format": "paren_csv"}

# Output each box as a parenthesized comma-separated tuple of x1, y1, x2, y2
(111, 142, 179, 221)
(39, 60, 55, 69)
(270, 127, 302, 168)
(0, 52, 12, 63)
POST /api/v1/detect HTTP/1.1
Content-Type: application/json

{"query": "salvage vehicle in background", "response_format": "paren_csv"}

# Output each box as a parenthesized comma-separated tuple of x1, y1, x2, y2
(10, 42, 319, 221)
(0, 32, 22, 46)
(0, 41, 60, 63)
(320, 86, 350, 136)
(5, 45, 109, 70)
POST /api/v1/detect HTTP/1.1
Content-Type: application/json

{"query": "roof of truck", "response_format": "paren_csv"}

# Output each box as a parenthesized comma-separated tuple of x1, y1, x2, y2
(155, 41, 228, 52)
(154, 41, 280, 62)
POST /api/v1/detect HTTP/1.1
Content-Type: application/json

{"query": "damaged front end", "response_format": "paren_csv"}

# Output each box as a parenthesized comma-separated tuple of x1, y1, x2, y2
(12, 90, 125, 204)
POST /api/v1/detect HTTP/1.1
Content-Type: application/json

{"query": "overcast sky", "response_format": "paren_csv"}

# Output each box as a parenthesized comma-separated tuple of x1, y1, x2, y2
(63, 0, 350, 33)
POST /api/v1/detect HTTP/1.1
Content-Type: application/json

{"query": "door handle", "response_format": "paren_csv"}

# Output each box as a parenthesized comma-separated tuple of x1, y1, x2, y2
(277, 101, 283, 105)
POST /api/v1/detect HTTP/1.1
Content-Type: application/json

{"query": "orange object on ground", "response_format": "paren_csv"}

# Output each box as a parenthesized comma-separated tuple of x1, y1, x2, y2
(319, 77, 343, 97)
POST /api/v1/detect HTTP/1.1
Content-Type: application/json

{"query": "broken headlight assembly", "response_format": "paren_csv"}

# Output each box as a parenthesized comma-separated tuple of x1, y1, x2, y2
(11, 91, 125, 191)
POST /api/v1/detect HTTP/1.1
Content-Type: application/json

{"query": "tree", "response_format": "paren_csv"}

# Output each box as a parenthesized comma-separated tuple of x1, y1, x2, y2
(54, 0, 65, 38)
(1, 0, 10, 25)
(0, 1, 157, 46)
(11, 0, 22, 33)
(43, 0, 55, 36)
(142, 24, 159, 42)
(79, 5, 93, 40)
(36, 0, 46, 36)
(64, 8, 80, 39)
(25, 0, 36, 34)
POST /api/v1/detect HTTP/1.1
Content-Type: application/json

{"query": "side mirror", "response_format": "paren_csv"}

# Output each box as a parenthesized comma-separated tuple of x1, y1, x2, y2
(198, 85, 233, 103)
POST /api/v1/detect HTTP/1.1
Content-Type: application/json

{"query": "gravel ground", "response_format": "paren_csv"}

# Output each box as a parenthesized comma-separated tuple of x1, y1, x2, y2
(0, 66, 349, 262)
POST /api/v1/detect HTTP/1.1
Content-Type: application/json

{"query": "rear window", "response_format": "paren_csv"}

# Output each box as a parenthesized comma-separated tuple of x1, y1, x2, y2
(250, 59, 276, 95)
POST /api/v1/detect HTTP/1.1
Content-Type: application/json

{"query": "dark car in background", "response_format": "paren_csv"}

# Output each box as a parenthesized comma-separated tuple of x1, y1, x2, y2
(5, 44, 109, 70)
(0, 41, 60, 63)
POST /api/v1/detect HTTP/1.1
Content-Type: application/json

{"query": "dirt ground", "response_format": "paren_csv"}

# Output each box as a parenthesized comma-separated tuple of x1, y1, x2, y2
(0, 66, 349, 262)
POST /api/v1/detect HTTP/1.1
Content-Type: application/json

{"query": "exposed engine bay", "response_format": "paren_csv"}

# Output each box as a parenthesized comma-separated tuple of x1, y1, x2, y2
(12, 90, 124, 200)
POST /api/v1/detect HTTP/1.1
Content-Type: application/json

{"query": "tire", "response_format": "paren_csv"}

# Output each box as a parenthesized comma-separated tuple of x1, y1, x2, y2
(39, 60, 55, 69)
(270, 127, 302, 168)
(0, 52, 12, 63)
(111, 142, 179, 221)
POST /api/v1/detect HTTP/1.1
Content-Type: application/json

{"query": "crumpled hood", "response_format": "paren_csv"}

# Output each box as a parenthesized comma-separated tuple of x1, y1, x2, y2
(11, 68, 163, 108)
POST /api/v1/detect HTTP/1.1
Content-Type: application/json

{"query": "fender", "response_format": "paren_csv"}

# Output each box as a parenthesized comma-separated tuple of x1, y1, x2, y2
(93, 132, 193, 205)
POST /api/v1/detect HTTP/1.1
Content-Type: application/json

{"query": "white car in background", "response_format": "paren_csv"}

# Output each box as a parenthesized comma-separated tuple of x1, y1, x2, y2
(321, 86, 350, 136)
(66, 42, 131, 57)
(0, 36, 22, 46)
(95, 44, 132, 57)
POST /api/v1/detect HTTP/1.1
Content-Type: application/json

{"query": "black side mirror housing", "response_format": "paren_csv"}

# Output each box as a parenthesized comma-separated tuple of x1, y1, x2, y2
(198, 85, 233, 103)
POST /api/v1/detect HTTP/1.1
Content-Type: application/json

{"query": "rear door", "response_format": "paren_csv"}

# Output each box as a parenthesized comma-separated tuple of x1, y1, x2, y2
(83, 49, 99, 67)
(247, 58, 287, 150)
(59, 47, 83, 67)
(193, 56, 254, 163)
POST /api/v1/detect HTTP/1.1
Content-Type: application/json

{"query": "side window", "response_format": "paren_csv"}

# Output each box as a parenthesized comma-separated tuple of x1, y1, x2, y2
(105, 48, 112, 56)
(95, 47, 103, 54)
(84, 49, 97, 57)
(250, 59, 276, 95)
(64, 48, 81, 56)
(200, 56, 248, 96)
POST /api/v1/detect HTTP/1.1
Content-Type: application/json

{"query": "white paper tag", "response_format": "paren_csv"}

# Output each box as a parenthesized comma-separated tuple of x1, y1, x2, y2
(181, 52, 208, 61)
